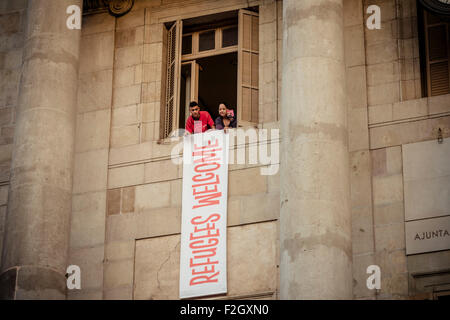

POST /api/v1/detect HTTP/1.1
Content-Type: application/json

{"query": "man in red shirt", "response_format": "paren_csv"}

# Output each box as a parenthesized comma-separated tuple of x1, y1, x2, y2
(185, 101, 215, 134)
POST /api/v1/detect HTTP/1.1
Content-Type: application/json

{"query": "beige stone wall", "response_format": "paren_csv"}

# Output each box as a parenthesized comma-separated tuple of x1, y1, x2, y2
(345, 0, 450, 299)
(364, 5, 450, 300)
(364, 0, 450, 127)
(0, 0, 27, 270)
(104, 140, 280, 299)
(364, 0, 421, 112)
(259, 0, 279, 125)
(95, 0, 282, 300)
(111, 8, 149, 147)
(106, 0, 281, 149)
(0, 0, 447, 300)
(344, 0, 375, 299)
(403, 139, 450, 296)
(134, 221, 278, 300)
(70, 0, 449, 300)
(371, 146, 408, 298)
(68, 12, 116, 300)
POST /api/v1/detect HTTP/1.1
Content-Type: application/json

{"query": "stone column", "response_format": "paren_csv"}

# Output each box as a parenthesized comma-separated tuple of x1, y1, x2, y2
(0, 0, 82, 299)
(279, 0, 352, 299)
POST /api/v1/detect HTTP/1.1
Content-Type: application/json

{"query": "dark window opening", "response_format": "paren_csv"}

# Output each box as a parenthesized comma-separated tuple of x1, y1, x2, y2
(437, 293, 450, 300)
(179, 64, 192, 129)
(418, 2, 450, 97)
(199, 30, 216, 52)
(179, 52, 237, 128)
(182, 35, 192, 55)
(222, 26, 238, 47)
(161, 8, 259, 139)
(182, 10, 238, 34)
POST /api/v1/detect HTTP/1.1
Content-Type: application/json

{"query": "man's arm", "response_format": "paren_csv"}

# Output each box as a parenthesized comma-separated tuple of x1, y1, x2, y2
(207, 113, 215, 129)
(185, 117, 193, 134)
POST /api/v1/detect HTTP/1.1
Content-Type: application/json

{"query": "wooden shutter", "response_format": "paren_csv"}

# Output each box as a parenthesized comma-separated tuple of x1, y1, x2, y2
(161, 21, 182, 138)
(237, 9, 259, 126)
(424, 11, 450, 97)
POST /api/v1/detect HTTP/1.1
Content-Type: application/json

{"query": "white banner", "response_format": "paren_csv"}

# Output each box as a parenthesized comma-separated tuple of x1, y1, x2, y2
(179, 130, 229, 299)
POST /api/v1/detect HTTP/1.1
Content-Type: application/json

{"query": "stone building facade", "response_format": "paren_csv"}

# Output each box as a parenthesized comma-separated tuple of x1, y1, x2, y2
(0, 0, 449, 300)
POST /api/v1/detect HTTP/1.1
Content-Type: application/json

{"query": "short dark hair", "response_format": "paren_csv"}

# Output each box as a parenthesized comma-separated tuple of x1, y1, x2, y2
(189, 101, 199, 108)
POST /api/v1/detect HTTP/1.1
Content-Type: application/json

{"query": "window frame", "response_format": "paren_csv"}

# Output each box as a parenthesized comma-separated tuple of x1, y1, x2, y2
(181, 25, 239, 61)
(160, 9, 259, 140)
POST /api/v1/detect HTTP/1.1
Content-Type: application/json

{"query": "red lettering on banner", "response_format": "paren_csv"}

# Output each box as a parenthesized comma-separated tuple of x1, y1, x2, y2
(189, 257, 219, 267)
(186, 135, 226, 289)
(194, 222, 216, 233)
(188, 213, 221, 286)
(194, 139, 219, 150)
(192, 172, 215, 182)
(194, 162, 221, 173)
(189, 228, 220, 240)
(191, 140, 222, 210)
(191, 264, 216, 276)
(190, 272, 219, 285)
(192, 247, 217, 258)
(193, 184, 218, 196)
(192, 175, 220, 189)
(192, 149, 222, 164)
(193, 193, 222, 209)
(189, 238, 219, 249)
(191, 214, 220, 225)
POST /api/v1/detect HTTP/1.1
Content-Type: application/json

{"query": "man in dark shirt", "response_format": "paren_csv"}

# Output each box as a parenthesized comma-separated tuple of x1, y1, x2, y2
(185, 101, 215, 134)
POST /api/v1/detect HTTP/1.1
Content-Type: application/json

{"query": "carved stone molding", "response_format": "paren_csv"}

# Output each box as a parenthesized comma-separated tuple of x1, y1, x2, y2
(419, 0, 450, 18)
(103, 0, 135, 17)
(83, 0, 135, 17)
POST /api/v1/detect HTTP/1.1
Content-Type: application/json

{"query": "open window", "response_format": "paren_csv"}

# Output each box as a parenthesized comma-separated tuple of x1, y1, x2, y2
(418, 6, 450, 97)
(160, 8, 259, 138)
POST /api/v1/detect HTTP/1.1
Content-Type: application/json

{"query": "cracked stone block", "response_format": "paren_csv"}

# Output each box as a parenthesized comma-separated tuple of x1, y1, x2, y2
(133, 221, 277, 299)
